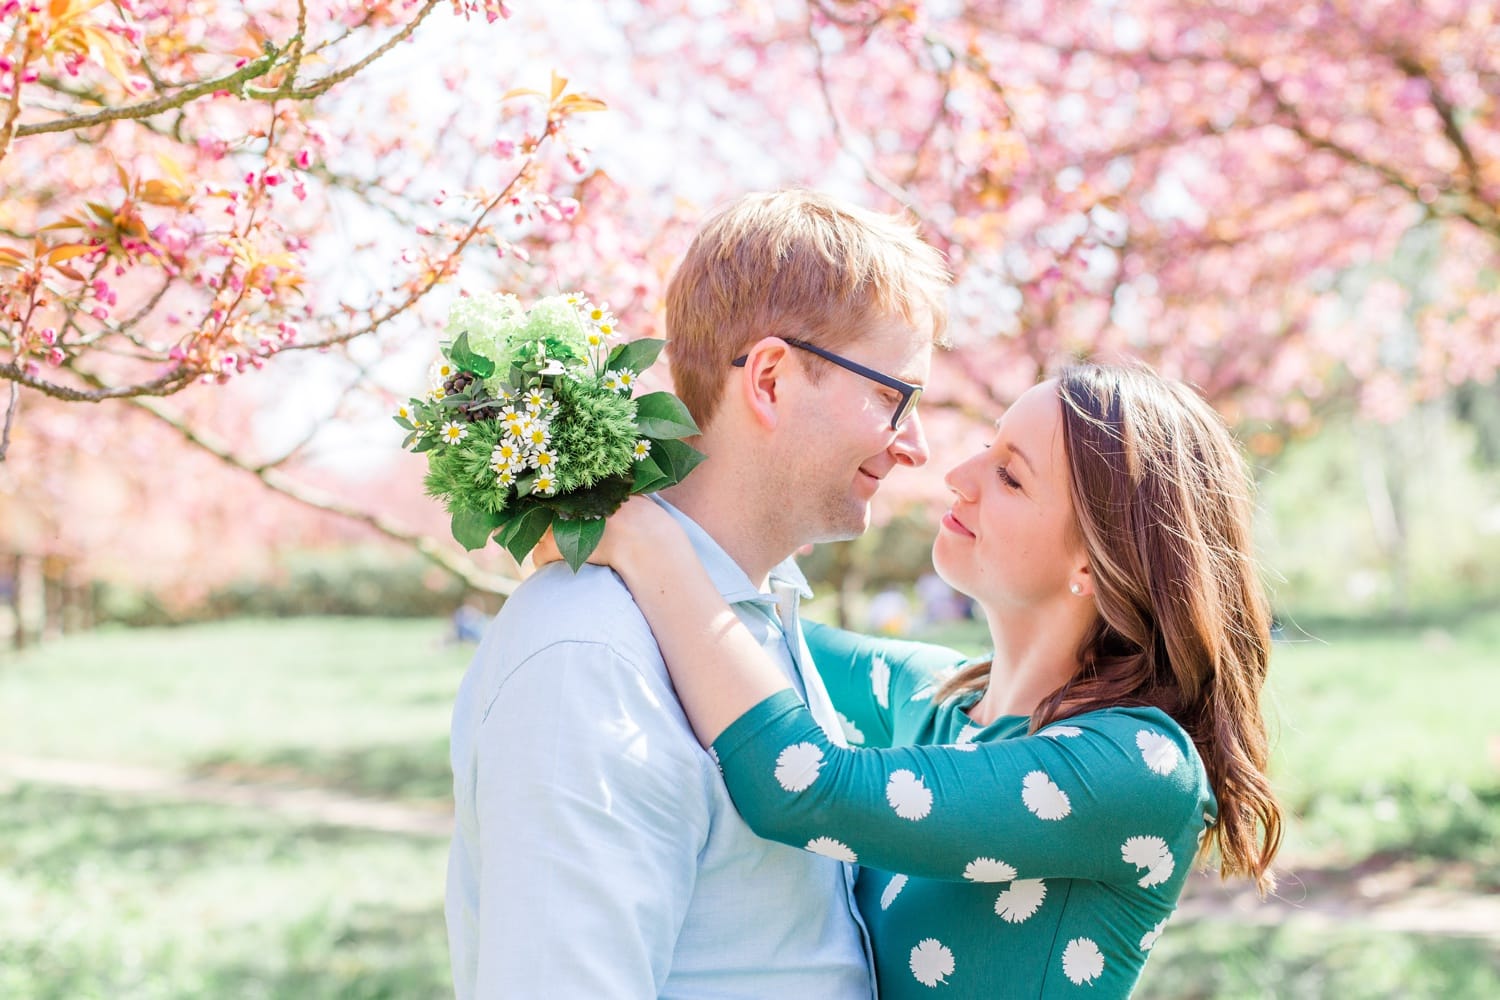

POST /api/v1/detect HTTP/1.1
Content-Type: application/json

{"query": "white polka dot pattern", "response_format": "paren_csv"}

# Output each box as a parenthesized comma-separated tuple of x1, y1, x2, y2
(774, 742, 824, 792)
(1121, 835, 1175, 888)
(1021, 770, 1071, 820)
(963, 857, 1017, 883)
(1136, 729, 1182, 775)
(909, 938, 955, 987)
(1062, 937, 1105, 985)
(887, 769, 934, 820)
(994, 879, 1046, 923)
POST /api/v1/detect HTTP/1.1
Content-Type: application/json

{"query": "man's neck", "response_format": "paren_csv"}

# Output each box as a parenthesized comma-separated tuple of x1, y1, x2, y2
(661, 474, 790, 591)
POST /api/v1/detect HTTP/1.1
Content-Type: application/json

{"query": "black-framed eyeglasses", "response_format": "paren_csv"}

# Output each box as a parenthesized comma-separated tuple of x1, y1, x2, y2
(731, 338, 922, 431)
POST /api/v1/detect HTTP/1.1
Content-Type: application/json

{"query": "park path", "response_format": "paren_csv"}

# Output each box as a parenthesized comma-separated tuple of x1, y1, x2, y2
(4, 751, 1498, 942)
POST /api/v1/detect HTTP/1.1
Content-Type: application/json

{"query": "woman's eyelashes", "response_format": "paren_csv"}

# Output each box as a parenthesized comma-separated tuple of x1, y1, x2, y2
(997, 466, 1021, 489)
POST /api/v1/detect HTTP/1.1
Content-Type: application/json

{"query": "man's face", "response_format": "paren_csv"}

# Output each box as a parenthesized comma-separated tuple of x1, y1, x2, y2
(778, 313, 933, 544)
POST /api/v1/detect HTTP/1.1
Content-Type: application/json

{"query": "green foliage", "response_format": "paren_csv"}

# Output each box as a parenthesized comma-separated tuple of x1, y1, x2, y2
(550, 373, 638, 491)
(423, 419, 508, 515)
(95, 547, 470, 625)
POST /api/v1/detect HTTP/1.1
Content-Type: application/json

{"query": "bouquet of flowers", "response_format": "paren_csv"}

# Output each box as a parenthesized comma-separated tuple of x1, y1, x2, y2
(396, 291, 704, 570)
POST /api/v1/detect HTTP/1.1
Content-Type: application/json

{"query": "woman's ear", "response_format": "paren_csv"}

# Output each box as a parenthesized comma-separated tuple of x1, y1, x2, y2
(737, 337, 792, 431)
(1067, 563, 1094, 599)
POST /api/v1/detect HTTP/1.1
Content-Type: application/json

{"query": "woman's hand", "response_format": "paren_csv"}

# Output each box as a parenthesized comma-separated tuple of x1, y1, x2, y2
(531, 495, 687, 581)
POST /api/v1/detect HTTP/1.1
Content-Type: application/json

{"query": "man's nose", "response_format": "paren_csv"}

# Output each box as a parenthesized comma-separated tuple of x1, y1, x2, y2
(891, 409, 930, 467)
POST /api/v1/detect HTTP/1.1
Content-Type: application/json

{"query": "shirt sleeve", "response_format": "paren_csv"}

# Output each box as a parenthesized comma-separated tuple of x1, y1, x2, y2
(711, 690, 1209, 886)
(465, 640, 712, 998)
(803, 621, 968, 748)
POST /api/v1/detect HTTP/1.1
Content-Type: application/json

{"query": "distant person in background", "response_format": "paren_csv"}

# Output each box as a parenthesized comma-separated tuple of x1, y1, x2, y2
(915, 570, 971, 627)
(541, 363, 1284, 997)
(866, 586, 911, 635)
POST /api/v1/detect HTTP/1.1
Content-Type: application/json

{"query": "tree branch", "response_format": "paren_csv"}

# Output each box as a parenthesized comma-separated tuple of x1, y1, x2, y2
(126, 394, 519, 596)
(0, 380, 17, 461)
(13, 50, 281, 139)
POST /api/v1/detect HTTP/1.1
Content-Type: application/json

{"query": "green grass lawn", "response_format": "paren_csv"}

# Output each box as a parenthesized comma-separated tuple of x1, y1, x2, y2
(2, 613, 1498, 997)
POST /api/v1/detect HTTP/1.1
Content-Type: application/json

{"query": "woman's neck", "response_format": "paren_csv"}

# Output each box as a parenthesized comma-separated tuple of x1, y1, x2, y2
(965, 602, 1089, 725)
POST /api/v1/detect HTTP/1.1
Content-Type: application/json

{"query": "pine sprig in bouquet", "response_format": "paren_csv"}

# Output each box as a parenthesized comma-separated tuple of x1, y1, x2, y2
(396, 292, 705, 570)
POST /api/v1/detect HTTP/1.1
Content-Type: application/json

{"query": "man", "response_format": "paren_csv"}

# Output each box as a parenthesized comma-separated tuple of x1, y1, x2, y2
(445, 189, 951, 998)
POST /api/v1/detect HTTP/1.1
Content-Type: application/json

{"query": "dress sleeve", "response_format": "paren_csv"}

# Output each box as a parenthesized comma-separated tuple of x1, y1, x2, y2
(803, 621, 969, 748)
(457, 641, 711, 998)
(711, 690, 1211, 886)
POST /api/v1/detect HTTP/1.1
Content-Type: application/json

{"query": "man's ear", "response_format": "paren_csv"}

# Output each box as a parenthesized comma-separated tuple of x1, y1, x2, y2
(737, 337, 793, 431)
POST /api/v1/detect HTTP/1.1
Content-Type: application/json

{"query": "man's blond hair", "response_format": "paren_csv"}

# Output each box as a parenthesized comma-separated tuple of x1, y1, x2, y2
(665, 190, 950, 427)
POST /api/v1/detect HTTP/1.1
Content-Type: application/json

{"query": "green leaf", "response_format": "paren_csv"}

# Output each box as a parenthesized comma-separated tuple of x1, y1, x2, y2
(497, 505, 554, 564)
(412, 436, 437, 453)
(630, 453, 668, 493)
(393, 415, 415, 431)
(633, 391, 701, 439)
(513, 471, 536, 497)
(651, 437, 707, 486)
(448, 332, 496, 378)
(451, 508, 504, 551)
(552, 516, 607, 572)
(606, 338, 664, 375)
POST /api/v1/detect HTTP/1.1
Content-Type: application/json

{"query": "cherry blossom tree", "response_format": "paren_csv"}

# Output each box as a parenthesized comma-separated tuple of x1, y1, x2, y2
(5, 0, 1496, 606)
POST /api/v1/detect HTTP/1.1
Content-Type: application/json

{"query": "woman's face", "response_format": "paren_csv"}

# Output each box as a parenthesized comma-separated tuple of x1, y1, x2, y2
(931, 380, 1088, 610)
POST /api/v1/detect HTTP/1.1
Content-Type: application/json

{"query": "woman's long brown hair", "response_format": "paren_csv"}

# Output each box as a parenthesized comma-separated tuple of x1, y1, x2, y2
(938, 363, 1283, 893)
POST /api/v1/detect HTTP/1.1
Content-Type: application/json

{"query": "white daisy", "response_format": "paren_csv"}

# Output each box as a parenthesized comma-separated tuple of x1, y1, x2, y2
(1062, 937, 1104, 985)
(1021, 771, 1071, 820)
(396, 403, 412, 421)
(963, 857, 1017, 883)
(1137, 730, 1183, 775)
(880, 873, 908, 910)
(531, 449, 557, 470)
(439, 421, 467, 444)
(1121, 835, 1175, 888)
(615, 368, 636, 390)
(994, 879, 1047, 923)
(632, 439, 651, 461)
(533, 472, 557, 496)
(805, 837, 857, 862)
(774, 742, 824, 792)
(523, 388, 548, 413)
(491, 441, 521, 466)
(494, 467, 516, 488)
(886, 770, 933, 821)
(602, 372, 622, 392)
(909, 939, 955, 988)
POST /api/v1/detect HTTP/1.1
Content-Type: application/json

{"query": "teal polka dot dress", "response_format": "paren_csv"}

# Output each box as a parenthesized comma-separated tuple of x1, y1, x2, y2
(710, 624, 1217, 998)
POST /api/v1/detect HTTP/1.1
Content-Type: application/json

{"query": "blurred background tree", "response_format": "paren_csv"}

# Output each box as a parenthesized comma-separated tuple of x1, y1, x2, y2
(3, 0, 1497, 633)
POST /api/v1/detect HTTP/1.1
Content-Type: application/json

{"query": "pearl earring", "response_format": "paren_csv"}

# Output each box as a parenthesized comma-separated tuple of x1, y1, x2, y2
(1069, 582, 1084, 596)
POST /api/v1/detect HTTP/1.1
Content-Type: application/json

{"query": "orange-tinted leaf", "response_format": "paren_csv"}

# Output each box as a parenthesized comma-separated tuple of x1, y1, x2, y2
(40, 217, 89, 231)
(558, 93, 608, 113)
(53, 262, 87, 281)
(501, 87, 543, 102)
(0, 247, 28, 268)
(140, 178, 190, 207)
(550, 72, 567, 101)
(46, 243, 95, 265)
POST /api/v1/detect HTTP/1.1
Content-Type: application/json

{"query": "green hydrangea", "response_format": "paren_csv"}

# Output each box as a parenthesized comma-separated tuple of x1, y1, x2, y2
(444, 292, 525, 362)
(551, 374, 638, 493)
(423, 420, 509, 516)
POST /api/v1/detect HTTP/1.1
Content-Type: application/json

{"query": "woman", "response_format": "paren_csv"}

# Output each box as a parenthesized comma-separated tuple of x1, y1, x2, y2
(542, 363, 1282, 997)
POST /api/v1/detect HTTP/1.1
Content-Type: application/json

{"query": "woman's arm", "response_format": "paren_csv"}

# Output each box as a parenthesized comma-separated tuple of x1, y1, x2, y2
(803, 621, 968, 748)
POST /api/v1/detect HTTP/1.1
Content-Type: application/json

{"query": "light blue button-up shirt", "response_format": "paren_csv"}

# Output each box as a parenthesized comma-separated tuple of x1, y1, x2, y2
(445, 500, 875, 999)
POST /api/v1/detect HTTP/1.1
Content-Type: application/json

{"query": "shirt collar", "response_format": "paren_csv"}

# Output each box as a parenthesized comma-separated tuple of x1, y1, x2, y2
(651, 496, 813, 606)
